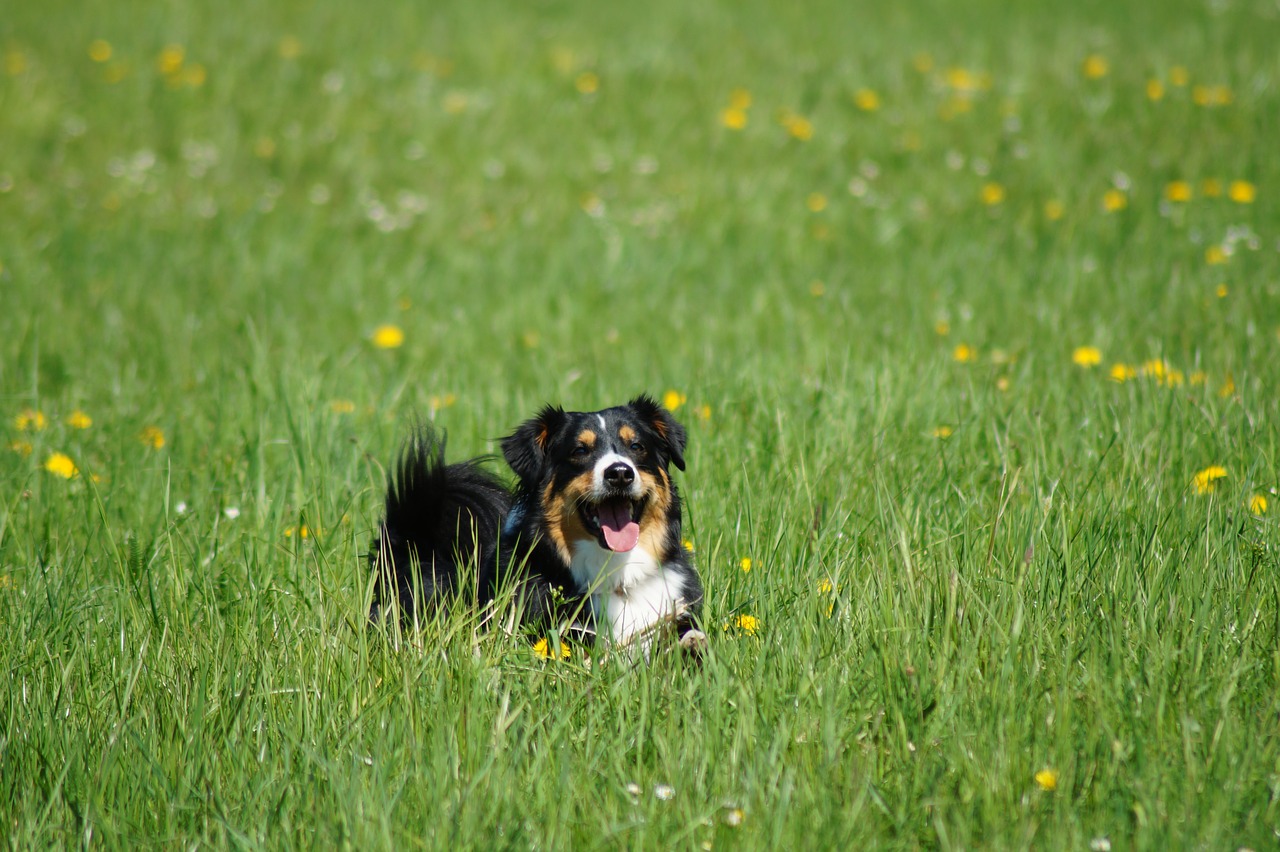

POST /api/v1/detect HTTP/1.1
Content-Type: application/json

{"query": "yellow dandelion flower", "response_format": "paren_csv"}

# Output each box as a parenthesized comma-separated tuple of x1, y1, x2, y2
(728, 88, 752, 110)
(739, 557, 752, 573)
(1249, 494, 1268, 515)
(6, 50, 27, 76)
(944, 67, 985, 92)
(781, 112, 814, 141)
(1082, 55, 1109, 79)
(1189, 371, 1207, 387)
(430, 393, 458, 410)
(853, 88, 881, 111)
(1102, 189, 1127, 212)
(683, 539, 695, 552)
(1146, 79, 1165, 101)
(730, 614, 760, 635)
(931, 426, 954, 439)
(88, 39, 113, 63)
(181, 63, 206, 87)
(1201, 178, 1223, 198)
(1192, 465, 1228, 495)
(1216, 283, 1228, 299)
(1228, 180, 1256, 204)
(817, 578, 834, 594)
(723, 807, 745, 827)
(696, 404, 711, 421)
(1044, 199, 1065, 221)
(720, 107, 748, 130)
(979, 182, 1005, 206)
(66, 410, 92, 429)
(952, 344, 977, 363)
(442, 91, 469, 114)
(1162, 369, 1185, 388)
(1034, 769, 1059, 791)
(1205, 245, 1228, 265)
(1141, 359, 1167, 380)
(9, 440, 33, 457)
(934, 320, 951, 336)
(140, 426, 166, 449)
(806, 192, 828, 212)
(1193, 85, 1232, 106)
(1218, 374, 1236, 398)
(372, 324, 405, 349)
(284, 525, 315, 539)
(574, 71, 599, 94)
(1109, 363, 1136, 382)
(549, 46, 575, 75)
(533, 638, 571, 660)
(662, 390, 686, 411)
(1072, 346, 1103, 368)
(278, 35, 302, 59)
(44, 452, 79, 479)
(14, 409, 47, 431)
(996, 376, 1011, 392)
(329, 399, 356, 414)
(1164, 181, 1192, 203)
(157, 44, 185, 76)
(1169, 66, 1189, 86)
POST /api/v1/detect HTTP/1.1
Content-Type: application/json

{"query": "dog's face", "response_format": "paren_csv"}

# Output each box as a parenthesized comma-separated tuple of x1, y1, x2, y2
(502, 395, 687, 562)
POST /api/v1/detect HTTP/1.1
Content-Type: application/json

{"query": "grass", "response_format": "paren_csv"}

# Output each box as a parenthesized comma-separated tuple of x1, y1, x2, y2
(3, 0, 1279, 847)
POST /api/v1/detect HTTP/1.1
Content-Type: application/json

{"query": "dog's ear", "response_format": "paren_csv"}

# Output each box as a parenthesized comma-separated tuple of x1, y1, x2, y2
(502, 405, 566, 483)
(629, 394, 687, 472)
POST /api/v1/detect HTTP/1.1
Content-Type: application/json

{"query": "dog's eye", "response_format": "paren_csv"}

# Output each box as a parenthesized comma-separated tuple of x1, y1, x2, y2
(572, 444, 590, 457)
(629, 442, 644, 453)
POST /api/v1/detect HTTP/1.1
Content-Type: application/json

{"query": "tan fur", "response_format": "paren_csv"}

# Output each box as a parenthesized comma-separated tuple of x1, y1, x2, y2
(541, 473, 596, 563)
(636, 468, 674, 556)
(618, 425, 637, 444)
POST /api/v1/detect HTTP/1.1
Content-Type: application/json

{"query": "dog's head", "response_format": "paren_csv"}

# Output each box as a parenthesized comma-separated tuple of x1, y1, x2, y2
(502, 394, 687, 560)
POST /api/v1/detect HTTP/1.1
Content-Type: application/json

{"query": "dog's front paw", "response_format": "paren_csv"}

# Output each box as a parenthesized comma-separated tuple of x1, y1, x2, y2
(678, 628, 708, 659)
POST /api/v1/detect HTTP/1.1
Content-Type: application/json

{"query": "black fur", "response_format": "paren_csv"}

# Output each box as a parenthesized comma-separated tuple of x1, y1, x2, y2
(370, 396, 703, 649)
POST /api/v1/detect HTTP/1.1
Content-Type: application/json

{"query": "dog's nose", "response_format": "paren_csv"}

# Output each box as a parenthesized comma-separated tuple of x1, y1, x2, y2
(604, 463, 635, 488)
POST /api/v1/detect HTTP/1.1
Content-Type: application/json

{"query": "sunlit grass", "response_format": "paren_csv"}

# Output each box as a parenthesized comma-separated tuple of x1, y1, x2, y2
(2, 0, 1278, 848)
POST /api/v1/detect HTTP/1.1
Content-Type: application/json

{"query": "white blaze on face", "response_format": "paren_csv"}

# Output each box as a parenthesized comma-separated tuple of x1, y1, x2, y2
(592, 451, 641, 551)
(591, 452, 640, 498)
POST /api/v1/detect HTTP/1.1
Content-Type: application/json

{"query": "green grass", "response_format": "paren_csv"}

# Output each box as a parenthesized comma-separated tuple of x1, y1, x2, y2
(3, 0, 1280, 847)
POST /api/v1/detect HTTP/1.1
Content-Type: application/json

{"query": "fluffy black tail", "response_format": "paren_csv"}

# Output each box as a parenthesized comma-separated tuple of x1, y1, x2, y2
(369, 429, 510, 621)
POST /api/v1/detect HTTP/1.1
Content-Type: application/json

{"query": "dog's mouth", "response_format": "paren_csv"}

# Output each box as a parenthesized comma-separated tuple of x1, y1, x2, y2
(580, 496, 645, 552)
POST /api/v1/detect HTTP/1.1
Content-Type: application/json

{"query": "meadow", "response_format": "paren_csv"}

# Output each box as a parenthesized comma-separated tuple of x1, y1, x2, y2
(3, 0, 1279, 847)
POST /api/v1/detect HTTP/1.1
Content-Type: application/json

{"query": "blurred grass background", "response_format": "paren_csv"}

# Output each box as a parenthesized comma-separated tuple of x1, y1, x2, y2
(2, 0, 1279, 847)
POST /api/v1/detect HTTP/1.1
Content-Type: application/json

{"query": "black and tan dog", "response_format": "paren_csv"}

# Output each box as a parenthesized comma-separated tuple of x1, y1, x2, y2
(370, 395, 705, 653)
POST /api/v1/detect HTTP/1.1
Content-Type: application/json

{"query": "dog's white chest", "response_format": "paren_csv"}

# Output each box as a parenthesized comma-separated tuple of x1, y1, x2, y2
(568, 543, 686, 644)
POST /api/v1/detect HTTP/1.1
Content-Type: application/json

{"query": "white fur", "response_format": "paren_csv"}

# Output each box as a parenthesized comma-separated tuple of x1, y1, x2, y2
(569, 541, 687, 645)
(591, 452, 640, 498)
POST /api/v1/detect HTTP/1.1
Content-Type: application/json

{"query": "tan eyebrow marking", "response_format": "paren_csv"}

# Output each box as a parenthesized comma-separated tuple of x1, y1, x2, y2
(618, 425, 637, 443)
(577, 429, 597, 447)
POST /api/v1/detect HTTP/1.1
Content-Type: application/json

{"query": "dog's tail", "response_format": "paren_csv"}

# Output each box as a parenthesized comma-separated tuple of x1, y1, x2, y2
(369, 428, 510, 622)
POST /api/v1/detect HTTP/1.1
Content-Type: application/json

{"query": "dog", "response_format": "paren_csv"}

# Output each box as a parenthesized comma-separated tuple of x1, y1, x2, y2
(370, 395, 705, 655)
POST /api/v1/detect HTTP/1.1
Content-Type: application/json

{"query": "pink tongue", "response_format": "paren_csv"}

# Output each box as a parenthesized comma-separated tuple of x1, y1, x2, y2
(598, 500, 639, 552)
